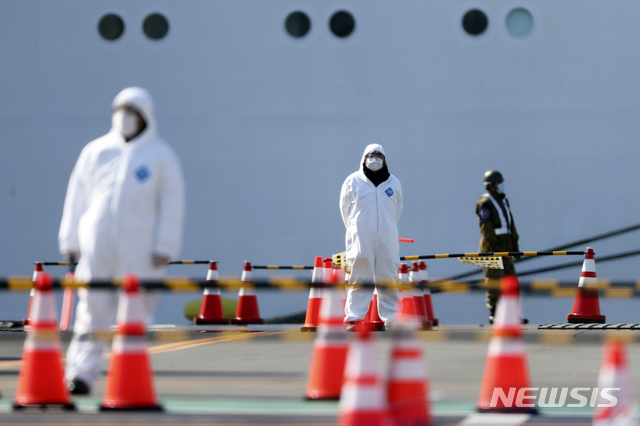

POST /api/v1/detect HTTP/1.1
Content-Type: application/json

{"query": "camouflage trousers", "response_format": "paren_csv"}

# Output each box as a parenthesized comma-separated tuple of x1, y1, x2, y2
(483, 256, 516, 315)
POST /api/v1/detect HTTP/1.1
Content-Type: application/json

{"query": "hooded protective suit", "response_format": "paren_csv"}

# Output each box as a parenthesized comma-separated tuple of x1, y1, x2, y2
(59, 87, 185, 390)
(340, 144, 403, 323)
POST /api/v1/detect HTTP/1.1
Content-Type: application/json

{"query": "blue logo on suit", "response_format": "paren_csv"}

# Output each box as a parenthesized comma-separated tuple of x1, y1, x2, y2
(135, 165, 151, 182)
(385, 187, 394, 197)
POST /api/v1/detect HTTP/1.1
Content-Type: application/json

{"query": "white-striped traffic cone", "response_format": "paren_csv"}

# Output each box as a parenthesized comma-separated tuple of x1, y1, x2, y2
(13, 272, 75, 410)
(338, 329, 388, 425)
(409, 262, 430, 329)
(194, 262, 228, 325)
(477, 275, 537, 414)
(567, 247, 605, 323)
(232, 261, 264, 325)
(302, 256, 324, 332)
(305, 268, 350, 400)
(387, 321, 432, 426)
(419, 261, 438, 326)
(593, 340, 635, 426)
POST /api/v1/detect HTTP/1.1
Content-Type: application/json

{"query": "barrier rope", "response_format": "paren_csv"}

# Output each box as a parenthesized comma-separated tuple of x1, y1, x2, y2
(252, 266, 313, 270)
(5, 276, 640, 297)
(400, 251, 585, 261)
(448, 222, 640, 281)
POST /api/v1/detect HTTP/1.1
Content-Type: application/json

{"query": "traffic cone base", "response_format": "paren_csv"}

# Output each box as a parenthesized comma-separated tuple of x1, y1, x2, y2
(567, 289, 606, 323)
(194, 288, 229, 325)
(100, 341, 163, 411)
(101, 276, 162, 411)
(305, 344, 349, 400)
(13, 348, 74, 410)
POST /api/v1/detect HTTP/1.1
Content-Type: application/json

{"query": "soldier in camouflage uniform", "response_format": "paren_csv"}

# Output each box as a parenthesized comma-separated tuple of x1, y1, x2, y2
(476, 170, 520, 324)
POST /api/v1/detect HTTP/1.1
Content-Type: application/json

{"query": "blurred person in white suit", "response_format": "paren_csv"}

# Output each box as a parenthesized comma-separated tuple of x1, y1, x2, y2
(58, 87, 185, 394)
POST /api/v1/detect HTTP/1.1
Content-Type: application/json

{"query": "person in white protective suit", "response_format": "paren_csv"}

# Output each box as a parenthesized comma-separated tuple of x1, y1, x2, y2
(58, 87, 185, 395)
(340, 144, 403, 330)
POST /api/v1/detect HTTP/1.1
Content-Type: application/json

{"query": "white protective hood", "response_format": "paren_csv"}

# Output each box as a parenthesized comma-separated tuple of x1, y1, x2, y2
(359, 143, 386, 172)
(59, 87, 185, 280)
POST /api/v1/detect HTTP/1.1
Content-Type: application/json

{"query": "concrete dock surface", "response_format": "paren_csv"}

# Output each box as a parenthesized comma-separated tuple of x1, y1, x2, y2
(0, 324, 636, 425)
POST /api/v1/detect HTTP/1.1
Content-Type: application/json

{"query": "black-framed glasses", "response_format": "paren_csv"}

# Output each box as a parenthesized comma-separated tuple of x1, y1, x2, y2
(366, 152, 385, 159)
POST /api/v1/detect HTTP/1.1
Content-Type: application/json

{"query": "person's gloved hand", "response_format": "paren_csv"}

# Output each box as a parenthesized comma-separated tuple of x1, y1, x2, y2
(152, 253, 170, 267)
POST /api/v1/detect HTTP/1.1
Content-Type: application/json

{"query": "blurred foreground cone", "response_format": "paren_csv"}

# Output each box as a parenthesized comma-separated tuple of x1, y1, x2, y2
(100, 275, 162, 411)
(364, 288, 385, 331)
(13, 272, 75, 410)
(419, 261, 439, 326)
(194, 262, 228, 325)
(396, 264, 419, 323)
(567, 247, 605, 323)
(23, 263, 43, 325)
(305, 268, 349, 400)
(410, 262, 431, 329)
(593, 340, 635, 426)
(477, 275, 537, 414)
(232, 261, 264, 325)
(301, 257, 324, 332)
(338, 329, 388, 426)
(387, 321, 432, 426)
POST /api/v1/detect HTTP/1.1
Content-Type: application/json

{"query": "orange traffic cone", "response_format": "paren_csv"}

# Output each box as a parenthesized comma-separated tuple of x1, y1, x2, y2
(305, 268, 349, 400)
(232, 261, 264, 325)
(396, 264, 419, 323)
(194, 262, 228, 325)
(477, 275, 537, 414)
(338, 329, 388, 426)
(100, 275, 162, 411)
(567, 247, 605, 323)
(419, 261, 438, 326)
(593, 340, 635, 425)
(302, 257, 324, 332)
(410, 262, 431, 329)
(13, 272, 75, 410)
(23, 263, 43, 325)
(364, 288, 385, 331)
(387, 321, 432, 426)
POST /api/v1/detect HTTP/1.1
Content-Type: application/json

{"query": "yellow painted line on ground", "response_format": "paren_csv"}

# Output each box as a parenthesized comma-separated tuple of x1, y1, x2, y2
(148, 332, 284, 355)
(540, 332, 574, 345)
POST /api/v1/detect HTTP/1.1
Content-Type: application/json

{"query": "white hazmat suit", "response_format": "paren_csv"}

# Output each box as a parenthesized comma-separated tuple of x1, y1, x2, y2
(59, 87, 185, 390)
(340, 144, 403, 324)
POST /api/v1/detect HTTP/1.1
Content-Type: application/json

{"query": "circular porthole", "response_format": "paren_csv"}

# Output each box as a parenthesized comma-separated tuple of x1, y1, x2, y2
(285, 11, 311, 38)
(143, 13, 169, 40)
(98, 14, 125, 41)
(506, 8, 533, 37)
(329, 10, 355, 38)
(462, 9, 488, 36)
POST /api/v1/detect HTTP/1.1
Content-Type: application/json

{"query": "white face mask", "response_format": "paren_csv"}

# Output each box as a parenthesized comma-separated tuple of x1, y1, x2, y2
(366, 157, 384, 171)
(497, 183, 505, 194)
(112, 110, 140, 139)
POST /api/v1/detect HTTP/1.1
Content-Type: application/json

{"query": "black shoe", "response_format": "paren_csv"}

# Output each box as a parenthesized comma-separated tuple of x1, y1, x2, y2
(521, 318, 529, 325)
(488, 316, 494, 325)
(67, 378, 90, 395)
(345, 321, 358, 332)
